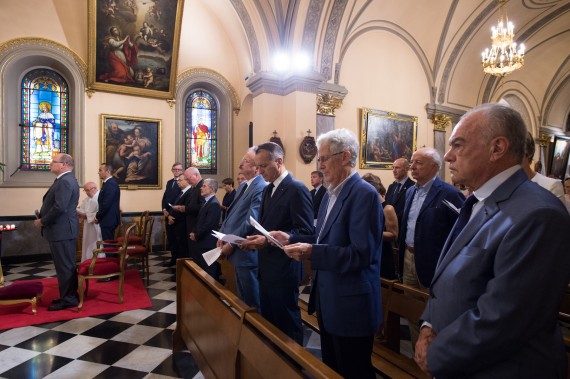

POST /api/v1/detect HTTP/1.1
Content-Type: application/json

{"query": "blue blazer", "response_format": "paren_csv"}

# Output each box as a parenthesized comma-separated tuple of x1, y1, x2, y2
(184, 179, 204, 233)
(219, 175, 267, 267)
(308, 173, 383, 337)
(39, 172, 80, 242)
(398, 177, 464, 287)
(162, 177, 182, 212)
(96, 176, 121, 229)
(386, 177, 415, 225)
(258, 173, 313, 287)
(422, 169, 570, 378)
(194, 196, 221, 251)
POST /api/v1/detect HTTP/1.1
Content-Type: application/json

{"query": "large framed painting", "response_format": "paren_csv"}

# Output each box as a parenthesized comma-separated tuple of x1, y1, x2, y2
(88, 0, 185, 99)
(101, 114, 162, 189)
(360, 108, 417, 169)
(550, 135, 570, 180)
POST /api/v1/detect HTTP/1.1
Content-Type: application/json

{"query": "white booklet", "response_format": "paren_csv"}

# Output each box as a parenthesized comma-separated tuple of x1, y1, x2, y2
(210, 230, 247, 244)
(443, 199, 460, 214)
(249, 216, 284, 250)
(202, 247, 222, 266)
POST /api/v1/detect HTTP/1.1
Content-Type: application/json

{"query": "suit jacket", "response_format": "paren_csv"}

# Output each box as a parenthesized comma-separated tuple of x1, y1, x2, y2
(219, 175, 267, 267)
(170, 187, 192, 225)
(162, 177, 182, 213)
(422, 169, 570, 378)
(194, 196, 221, 251)
(310, 185, 326, 219)
(309, 173, 383, 337)
(386, 177, 415, 225)
(398, 177, 464, 286)
(39, 172, 80, 242)
(184, 179, 204, 233)
(96, 176, 121, 229)
(258, 173, 313, 287)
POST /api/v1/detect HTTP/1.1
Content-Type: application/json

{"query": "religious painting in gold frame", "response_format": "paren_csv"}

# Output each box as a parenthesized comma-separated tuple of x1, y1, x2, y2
(101, 114, 162, 190)
(88, 0, 185, 99)
(360, 108, 417, 169)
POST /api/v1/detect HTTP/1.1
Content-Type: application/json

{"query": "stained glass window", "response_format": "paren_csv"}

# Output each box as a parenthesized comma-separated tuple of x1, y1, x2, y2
(185, 90, 217, 174)
(20, 69, 69, 171)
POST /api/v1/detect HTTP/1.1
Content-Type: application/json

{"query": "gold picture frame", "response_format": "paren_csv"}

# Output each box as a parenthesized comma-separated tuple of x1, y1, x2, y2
(360, 108, 418, 169)
(88, 0, 185, 99)
(101, 114, 162, 189)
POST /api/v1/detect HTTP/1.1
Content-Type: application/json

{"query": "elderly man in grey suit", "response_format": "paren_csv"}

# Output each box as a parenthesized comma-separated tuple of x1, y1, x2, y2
(34, 153, 80, 311)
(415, 103, 570, 378)
(217, 147, 267, 309)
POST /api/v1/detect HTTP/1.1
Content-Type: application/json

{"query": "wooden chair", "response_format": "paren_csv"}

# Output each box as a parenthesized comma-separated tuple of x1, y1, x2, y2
(126, 215, 154, 283)
(77, 223, 137, 311)
(107, 210, 148, 246)
(0, 257, 43, 314)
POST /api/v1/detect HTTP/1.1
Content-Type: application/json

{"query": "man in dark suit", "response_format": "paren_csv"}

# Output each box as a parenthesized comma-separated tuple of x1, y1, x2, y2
(218, 147, 267, 309)
(161, 162, 183, 266)
(240, 142, 313, 345)
(309, 170, 326, 222)
(385, 157, 414, 227)
(415, 104, 570, 378)
(34, 154, 79, 311)
(183, 166, 204, 260)
(399, 147, 464, 347)
(166, 173, 192, 266)
(282, 129, 383, 379)
(95, 163, 121, 241)
(190, 178, 221, 281)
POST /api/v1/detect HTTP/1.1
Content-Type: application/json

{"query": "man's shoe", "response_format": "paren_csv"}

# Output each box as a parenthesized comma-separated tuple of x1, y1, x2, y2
(97, 276, 118, 283)
(47, 302, 76, 311)
(51, 298, 62, 305)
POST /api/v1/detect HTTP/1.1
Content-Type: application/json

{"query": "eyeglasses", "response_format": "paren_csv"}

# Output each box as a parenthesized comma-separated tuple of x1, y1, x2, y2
(317, 151, 344, 163)
(172, 168, 183, 171)
(176, 177, 186, 182)
(84, 187, 96, 192)
(50, 161, 63, 164)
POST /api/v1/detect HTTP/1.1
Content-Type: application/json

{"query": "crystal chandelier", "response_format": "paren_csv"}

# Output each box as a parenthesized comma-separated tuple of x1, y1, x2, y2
(481, 0, 525, 77)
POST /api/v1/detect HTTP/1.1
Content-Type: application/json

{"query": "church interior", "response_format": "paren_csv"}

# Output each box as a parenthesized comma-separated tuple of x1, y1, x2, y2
(0, 0, 569, 378)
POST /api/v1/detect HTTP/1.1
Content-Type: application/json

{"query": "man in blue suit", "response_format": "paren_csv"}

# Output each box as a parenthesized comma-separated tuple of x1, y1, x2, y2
(34, 154, 80, 311)
(190, 178, 221, 282)
(167, 173, 192, 266)
(217, 147, 267, 309)
(399, 147, 464, 347)
(415, 104, 570, 378)
(161, 162, 183, 266)
(240, 142, 313, 345)
(282, 129, 383, 379)
(95, 163, 121, 241)
(385, 157, 415, 227)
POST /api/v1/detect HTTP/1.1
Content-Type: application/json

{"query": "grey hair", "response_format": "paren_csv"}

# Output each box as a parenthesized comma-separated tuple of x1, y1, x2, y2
(415, 147, 442, 169)
(316, 128, 359, 168)
(60, 154, 74, 168)
(255, 142, 284, 161)
(203, 178, 218, 193)
(461, 103, 527, 163)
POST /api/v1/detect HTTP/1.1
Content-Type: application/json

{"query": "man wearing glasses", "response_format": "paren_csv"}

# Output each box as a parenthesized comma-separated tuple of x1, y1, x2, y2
(34, 154, 80, 311)
(166, 174, 192, 267)
(77, 182, 101, 261)
(161, 162, 183, 266)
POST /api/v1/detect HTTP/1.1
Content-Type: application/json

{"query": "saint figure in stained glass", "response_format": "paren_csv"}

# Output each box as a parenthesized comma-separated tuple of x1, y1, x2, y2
(185, 90, 217, 174)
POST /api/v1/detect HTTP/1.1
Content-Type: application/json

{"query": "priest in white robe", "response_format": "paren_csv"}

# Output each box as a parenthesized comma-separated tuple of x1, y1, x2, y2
(77, 182, 103, 261)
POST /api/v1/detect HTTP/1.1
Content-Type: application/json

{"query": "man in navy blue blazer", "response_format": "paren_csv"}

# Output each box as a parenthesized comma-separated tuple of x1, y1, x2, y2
(398, 147, 464, 347)
(34, 153, 80, 311)
(95, 163, 121, 241)
(240, 142, 313, 345)
(189, 178, 221, 282)
(183, 166, 204, 260)
(161, 162, 183, 265)
(415, 104, 570, 378)
(217, 147, 267, 309)
(385, 157, 415, 227)
(282, 129, 383, 379)
(166, 173, 192, 266)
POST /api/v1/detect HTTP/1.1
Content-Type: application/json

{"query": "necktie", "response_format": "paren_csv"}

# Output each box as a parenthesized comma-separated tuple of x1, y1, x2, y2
(449, 195, 479, 242)
(395, 183, 402, 194)
(227, 183, 248, 214)
(262, 183, 275, 218)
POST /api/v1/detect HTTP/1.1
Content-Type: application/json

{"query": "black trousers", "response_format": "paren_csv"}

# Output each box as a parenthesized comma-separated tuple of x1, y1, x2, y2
(49, 239, 78, 305)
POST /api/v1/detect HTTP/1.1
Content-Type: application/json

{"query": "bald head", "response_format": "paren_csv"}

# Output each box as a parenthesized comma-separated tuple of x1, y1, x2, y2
(392, 158, 410, 181)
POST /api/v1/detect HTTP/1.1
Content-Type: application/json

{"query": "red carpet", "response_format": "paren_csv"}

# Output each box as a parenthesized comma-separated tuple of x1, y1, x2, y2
(0, 270, 152, 330)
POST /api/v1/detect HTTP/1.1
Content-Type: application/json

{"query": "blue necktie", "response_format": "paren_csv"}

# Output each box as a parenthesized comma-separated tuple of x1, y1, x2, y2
(449, 195, 479, 242)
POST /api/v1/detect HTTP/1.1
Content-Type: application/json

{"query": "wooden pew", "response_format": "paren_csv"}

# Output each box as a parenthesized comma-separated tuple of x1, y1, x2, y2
(558, 283, 570, 379)
(175, 260, 342, 379)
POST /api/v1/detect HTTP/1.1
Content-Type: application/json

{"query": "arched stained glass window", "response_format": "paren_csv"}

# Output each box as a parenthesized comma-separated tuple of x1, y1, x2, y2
(185, 90, 217, 174)
(21, 69, 69, 170)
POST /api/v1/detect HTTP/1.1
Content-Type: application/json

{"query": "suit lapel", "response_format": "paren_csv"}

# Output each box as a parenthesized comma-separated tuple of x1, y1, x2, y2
(418, 178, 441, 217)
(317, 174, 357, 242)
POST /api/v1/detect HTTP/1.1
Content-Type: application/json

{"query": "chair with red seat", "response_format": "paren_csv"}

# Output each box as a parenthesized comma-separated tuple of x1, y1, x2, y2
(126, 215, 154, 283)
(113, 210, 149, 246)
(77, 223, 137, 311)
(0, 257, 43, 314)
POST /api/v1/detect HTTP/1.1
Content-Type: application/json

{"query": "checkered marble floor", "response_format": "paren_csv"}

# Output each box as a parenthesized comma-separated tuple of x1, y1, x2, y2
(0, 251, 322, 379)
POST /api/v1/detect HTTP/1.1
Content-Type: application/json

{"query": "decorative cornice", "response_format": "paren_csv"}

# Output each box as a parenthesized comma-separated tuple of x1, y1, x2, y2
(246, 70, 325, 97)
(0, 37, 87, 81)
(177, 67, 240, 115)
(425, 103, 465, 124)
(316, 93, 343, 116)
(431, 113, 452, 131)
